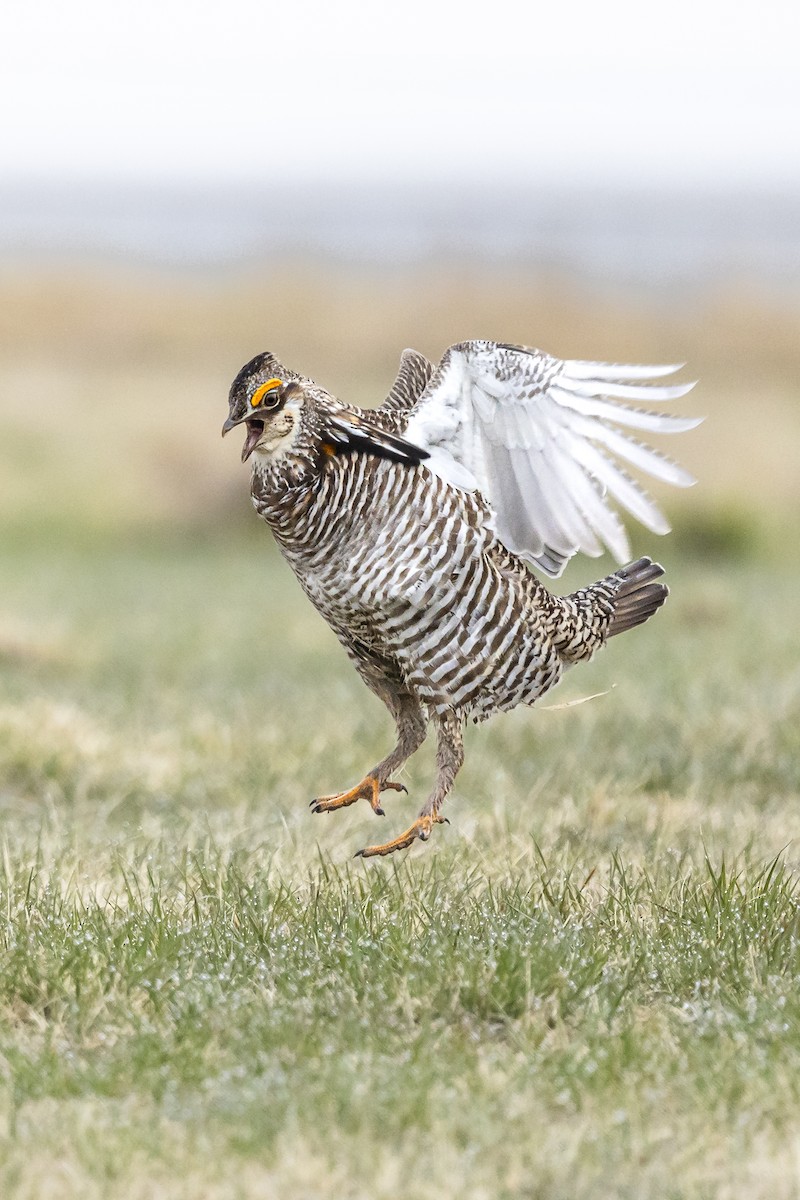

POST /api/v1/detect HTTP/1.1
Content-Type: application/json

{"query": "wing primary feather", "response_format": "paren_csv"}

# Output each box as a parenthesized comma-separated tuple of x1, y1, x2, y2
(503, 405, 581, 550)
(548, 386, 702, 433)
(562, 414, 698, 487)
(565, 437, 671, 535)
(518, 442, 597, 554)
(562, 360, 687, 381)
(550, 444, 631, 561)
(556, 376, 697, 402)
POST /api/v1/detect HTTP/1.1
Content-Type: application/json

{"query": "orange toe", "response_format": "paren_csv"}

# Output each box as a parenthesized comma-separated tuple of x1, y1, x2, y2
(354, 814, 445, 858)
(311, 775, 406, 817)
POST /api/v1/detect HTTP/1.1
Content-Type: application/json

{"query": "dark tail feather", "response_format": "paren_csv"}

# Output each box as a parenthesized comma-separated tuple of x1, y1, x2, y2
(607, 557, 669, 637)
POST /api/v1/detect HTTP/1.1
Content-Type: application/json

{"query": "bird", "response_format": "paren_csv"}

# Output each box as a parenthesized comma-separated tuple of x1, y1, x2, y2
(222, 340, 699, 857)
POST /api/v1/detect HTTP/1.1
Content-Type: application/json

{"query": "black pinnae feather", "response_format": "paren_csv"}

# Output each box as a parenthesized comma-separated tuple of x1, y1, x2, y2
(326, 414, 430, 465)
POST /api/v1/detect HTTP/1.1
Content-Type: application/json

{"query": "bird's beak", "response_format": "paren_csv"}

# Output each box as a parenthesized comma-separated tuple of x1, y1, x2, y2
(222, 409, 268, 462)
(221, 412, 246, 437)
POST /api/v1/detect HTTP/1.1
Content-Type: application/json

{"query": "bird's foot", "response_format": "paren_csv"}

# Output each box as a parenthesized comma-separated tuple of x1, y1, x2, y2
(354, 813, 448, 858)
(310, 775, 406, 817)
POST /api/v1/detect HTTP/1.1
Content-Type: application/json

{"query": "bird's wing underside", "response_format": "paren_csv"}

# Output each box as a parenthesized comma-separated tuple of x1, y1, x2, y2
(403, 340, 700, 577)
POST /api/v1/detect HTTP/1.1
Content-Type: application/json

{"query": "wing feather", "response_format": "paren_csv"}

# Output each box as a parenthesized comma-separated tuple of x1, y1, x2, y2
(563, 435, 672, 534)
(556, 376, 696, 402)
(380, 348, 435, 412)
(550, 445, 627, 559)
(404, 340, 699, 577)
(547, 386, 701, 433)
(556, 411, 698, 487)
(326, 412, 430, 465)
(561, 359, 686, 381)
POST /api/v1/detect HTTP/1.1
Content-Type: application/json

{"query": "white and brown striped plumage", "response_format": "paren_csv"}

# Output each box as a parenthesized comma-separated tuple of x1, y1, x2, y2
(222, 342, 699, 856)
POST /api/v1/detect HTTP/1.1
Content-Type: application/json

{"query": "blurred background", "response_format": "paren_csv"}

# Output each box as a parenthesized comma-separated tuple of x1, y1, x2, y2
(1, 0, 798, 562)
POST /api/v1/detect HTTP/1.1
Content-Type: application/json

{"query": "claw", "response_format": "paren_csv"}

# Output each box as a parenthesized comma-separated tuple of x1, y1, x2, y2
(354, 813, 446, 858)
(311, 775, 406, 817)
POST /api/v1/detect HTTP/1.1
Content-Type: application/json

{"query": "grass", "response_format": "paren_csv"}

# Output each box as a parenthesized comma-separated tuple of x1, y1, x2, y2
(2, 531, 799, 1198)
(1, 264, 800, 1196)
(3, 843, 800, 1198)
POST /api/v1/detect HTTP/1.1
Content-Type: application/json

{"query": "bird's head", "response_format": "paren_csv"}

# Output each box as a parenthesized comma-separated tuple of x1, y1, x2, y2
(222, 352, 307, 463)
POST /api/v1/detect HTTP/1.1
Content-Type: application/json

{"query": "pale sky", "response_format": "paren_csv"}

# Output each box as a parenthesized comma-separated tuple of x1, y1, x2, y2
(3, 0, 799, 189)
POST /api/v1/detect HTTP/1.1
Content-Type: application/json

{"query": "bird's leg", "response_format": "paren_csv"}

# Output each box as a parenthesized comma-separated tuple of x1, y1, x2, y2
(311, 695, 426, 817)
(356, 714, 464, 857)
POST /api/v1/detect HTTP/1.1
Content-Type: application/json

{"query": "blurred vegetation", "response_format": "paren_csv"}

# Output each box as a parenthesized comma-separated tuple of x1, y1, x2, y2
(671, 503, 766, 563)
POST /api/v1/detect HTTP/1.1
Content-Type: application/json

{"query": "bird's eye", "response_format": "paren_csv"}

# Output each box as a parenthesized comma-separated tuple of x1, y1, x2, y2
(251, 378, 283, 410)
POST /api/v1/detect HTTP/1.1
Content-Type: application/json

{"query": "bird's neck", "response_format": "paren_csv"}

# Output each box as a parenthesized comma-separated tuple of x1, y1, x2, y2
(248, 449, 329, 546)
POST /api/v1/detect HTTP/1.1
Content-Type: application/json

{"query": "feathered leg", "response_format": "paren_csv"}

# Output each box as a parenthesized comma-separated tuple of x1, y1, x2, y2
(355, 713, 464, 857)
(311, 689, 427, 816)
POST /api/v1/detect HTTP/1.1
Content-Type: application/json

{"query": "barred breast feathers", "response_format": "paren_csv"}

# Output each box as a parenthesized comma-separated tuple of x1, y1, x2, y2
(256, 446, 562, 720)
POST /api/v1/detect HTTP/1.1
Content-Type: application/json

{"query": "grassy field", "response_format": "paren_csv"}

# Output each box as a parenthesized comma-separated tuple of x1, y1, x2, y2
(1, 264, 799, 1197)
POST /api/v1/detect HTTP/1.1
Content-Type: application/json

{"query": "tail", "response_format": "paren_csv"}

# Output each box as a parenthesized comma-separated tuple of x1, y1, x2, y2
(550, 555, 668, 665)
(606, 556, 668, 637)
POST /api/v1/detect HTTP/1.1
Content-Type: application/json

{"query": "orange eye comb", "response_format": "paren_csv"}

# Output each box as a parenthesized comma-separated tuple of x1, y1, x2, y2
(250, 379, 283, 407)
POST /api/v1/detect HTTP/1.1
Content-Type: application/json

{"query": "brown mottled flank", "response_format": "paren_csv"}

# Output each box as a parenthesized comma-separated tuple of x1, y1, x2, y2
(223, 343, 694, 857)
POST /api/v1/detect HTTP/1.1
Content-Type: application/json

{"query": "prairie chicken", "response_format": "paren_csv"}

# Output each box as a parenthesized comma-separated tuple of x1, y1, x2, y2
(222, 341, 698, 857)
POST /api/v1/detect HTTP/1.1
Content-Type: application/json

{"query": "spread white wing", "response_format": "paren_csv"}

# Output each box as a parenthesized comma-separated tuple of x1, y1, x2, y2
(403, 340, 700, 577)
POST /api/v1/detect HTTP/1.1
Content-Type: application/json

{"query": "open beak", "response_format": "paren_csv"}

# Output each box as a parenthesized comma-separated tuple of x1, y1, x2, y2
(221, 411, 265, 462)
